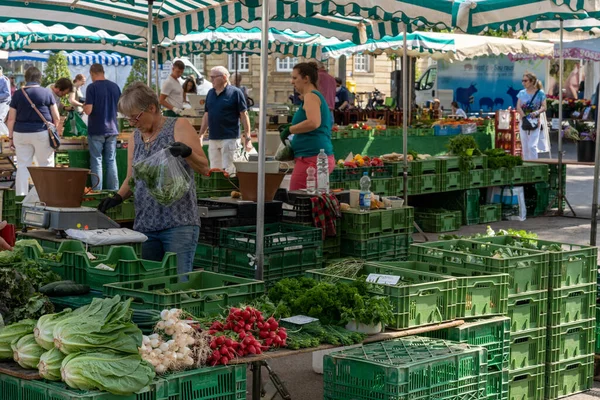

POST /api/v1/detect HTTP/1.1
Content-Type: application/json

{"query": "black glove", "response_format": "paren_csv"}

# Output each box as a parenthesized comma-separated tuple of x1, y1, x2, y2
(98, 193, 123, 214)
(169, 142, 192, 158)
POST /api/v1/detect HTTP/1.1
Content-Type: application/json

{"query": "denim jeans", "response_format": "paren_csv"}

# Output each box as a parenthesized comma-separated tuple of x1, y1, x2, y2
(142, 225, 200, 276)
(88, 134, 118, 191)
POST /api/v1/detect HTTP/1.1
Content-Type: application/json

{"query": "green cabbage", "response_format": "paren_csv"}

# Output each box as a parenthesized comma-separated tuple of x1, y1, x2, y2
(61, 352, 155, 395)
(12, 334, 45, 369)
(53, 296, 141, 354)
(38, 348, 65, 381)
(35, 309, 74, 350)
(0, 319, 36, 360)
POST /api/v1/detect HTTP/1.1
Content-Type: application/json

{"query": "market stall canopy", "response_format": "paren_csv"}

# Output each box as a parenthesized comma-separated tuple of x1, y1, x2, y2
(0, 20, 146, 51)
(532, 17, 600, 33)
(7, 50, 133, 65)
(322, 31, 555, 61)
(0, 0, 456, 43)
(553, 36, 600, 61)
(160, 27, 343, 61)
(453, 0, 591, 33)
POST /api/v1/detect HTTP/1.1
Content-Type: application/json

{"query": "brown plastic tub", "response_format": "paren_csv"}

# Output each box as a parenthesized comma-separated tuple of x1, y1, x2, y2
(236, 172, 285, 202)
(28, 167, 97, 208)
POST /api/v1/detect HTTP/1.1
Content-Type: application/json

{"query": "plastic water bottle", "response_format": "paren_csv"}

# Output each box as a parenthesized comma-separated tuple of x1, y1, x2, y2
(359, 172, 371, 212)
(316, 149, 329, 194)
(306, 166, 316, 194)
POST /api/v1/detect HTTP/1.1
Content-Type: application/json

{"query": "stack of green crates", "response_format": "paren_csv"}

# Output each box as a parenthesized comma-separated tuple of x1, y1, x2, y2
(548, 164, 567, 210)
(323, 337, 488, 400)
(218, 223, 323, 286)
(470, 236, 597, 399)
(409, 239, 550, 400)
(421, 317, 511, 400)
(446, 188, 481, 225)
(340, 207, 413, 260)
(1, 189, 24, 228)
(414, 209, 462, 233)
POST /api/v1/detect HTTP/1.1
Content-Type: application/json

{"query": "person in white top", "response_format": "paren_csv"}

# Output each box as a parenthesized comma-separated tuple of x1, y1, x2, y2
(159, 60, 185, 117)
(451, 101, 468, 118)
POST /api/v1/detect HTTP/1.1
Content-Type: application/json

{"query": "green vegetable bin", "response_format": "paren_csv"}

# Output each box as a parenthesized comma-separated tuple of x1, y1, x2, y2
(306, 262, 458, 330)
(508, 365, 545, 400)
(409, 239, 549, 296)
(219, 223, 322, 254)
(340, 207, 414, 240)
(103, 270, 265, 316)
(546, 318, 595, 364)
(0, 363, 246, 400)
(378, 261, 509, 319)
(323, 337, 487, 400)
(507, 290, 547, 333)
(508, 327, 546, 370)
(545, 354, 594, 399)
(73, 246, 178, 291)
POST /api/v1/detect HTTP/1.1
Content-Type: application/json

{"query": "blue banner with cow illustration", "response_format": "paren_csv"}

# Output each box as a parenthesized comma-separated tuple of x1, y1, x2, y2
(439, 56, 548, 112)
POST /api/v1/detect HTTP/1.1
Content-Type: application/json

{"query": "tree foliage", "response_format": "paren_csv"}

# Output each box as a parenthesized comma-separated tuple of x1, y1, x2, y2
(42, 53, 70, 87)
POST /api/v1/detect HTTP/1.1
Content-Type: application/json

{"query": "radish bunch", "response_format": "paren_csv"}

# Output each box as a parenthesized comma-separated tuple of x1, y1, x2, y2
(206, 306, 287, 366)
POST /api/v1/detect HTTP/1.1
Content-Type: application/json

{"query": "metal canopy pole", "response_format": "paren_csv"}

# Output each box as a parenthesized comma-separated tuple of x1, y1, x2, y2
(255, 0, 269, 281)
(402, 29, 408, 205)
(557, 19, 564, 215)
(154, 46, 159, 95)
(591, 90, 600, 244)
(146, 0, 154, 85)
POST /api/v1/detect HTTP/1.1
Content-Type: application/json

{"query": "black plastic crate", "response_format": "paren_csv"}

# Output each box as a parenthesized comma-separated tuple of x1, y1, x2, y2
(200, 215, 279, 245)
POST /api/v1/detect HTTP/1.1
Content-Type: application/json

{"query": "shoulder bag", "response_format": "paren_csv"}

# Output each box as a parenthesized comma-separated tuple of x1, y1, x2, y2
(521, 89, 541, 132)
(21, 87, 60, 149)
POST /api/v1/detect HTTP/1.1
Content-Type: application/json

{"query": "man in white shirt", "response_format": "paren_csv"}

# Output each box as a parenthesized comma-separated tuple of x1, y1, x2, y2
(159, 60, 185, 117)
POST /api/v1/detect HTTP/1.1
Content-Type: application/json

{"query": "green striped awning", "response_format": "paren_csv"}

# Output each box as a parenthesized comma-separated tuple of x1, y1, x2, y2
(160, 27, 343, 61)
(0, 0, 456, 42)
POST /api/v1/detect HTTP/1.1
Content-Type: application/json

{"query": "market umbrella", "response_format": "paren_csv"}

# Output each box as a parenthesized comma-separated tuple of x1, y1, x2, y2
(321, 31, 555, 61)
(6, 50, 134, 65)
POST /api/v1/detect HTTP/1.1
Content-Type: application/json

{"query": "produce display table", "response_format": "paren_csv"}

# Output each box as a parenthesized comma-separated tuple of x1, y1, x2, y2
(330, 131, 493, 159)
(231, 319, 465, 400)
(525, 158, 595, 166)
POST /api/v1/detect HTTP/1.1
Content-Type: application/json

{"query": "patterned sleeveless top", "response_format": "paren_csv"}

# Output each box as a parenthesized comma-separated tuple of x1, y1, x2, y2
(132, 117, 199, 232)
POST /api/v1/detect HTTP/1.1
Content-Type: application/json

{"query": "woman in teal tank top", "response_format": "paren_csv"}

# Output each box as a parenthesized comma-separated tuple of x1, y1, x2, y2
(286, 62, 335, 190)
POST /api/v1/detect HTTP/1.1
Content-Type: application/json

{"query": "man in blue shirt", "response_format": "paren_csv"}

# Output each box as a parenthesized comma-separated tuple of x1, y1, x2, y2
(0, 67, 11, 135)
(199, 66, 251, 174)
(84, 63, 121, 191)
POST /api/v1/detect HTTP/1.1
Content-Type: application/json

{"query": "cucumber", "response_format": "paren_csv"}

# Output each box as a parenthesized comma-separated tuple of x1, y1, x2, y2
(39, 280, 76, 295)
(51, 283, 91, 297)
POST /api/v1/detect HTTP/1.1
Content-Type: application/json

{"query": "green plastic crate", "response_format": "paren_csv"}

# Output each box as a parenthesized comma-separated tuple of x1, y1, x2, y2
(408, 158, 440, 175)
(549, 164, 567, 190)
(409, 239, 549, 296)
(508, 365, 545, 400)
(193, 242, 220, 271)
(509, 166, 528, 185)
(306, 262, 457, 330)
(74, 246, 178, 291)
(369, 178, 396, 196)
(479, 204, 502, 224)
(218, 245, 322, 286)
(219, 223, 321, 254)
(323, 337, 488, 400)
(49, 290, 104, 312)
(545, 354, 594, 400)
(527, 182, 550, 217)
(509, 328, 546, 371)
(487, 369, 509, 400)
(0, 364, 246, 400)
(465, 169, 486, 189)
(507, 290, 548, 333)
(195, 171, 238, 190)
(470, 236, 597, 291)
(524, 163, 549, 183)
(547, 283, 596, 326)
(414, 209, 462, 233)
(380, 261, 508, 319)
(420, 316, 510, 371)
(339, 233, 411, 261)
(394, 176, 417, 196)
(486, 168, 508, 186)
(437, 156, 461, 172)
(340, 207, 414, 240)
(103, 270, 265, 315)
(446, 189, 481, 225)
(440, 172, 465, 192)
(547, 318, 595, 364)
(415, 174, 439, 194)
(23, 240, 86, 280)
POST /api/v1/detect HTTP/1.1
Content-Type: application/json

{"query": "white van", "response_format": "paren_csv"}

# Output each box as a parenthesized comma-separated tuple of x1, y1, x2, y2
(161, 58, 212, 95)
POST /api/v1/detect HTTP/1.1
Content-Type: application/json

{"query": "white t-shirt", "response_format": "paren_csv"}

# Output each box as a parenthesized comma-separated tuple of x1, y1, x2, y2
(160, 76, 184, 109)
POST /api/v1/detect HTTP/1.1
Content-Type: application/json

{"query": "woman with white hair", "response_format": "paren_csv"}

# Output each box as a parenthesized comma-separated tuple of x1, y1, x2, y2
(98, 82, 209, 275)
(199, 66, 252, 173)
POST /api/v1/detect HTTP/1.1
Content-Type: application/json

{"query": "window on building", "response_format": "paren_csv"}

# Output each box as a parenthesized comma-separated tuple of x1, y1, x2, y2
(354, 54, 371, 73)
(192, 54, 205, 72)
(276, 57, 298, 72)
(227, 53, 249, 72)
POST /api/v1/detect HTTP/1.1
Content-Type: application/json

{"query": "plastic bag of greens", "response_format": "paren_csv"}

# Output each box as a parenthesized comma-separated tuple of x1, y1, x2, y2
(62, 111, 88, 137)
(132, 147, 191, 206)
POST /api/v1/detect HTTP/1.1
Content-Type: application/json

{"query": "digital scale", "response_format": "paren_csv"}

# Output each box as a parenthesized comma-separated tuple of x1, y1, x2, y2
(22, 204, 120, 238)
